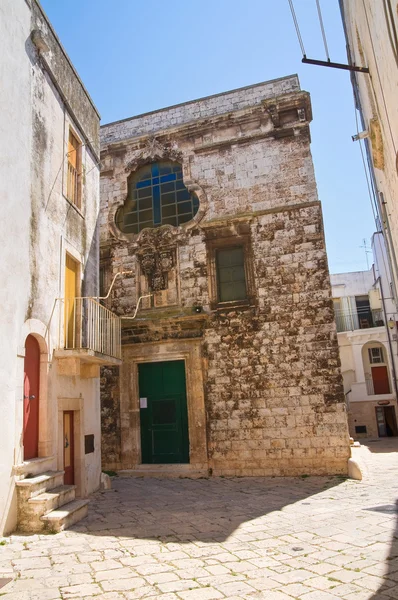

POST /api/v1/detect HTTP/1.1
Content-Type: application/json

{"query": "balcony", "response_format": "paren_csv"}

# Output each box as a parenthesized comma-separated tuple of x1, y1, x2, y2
(349, 381, 394, 403)
(334, 308, 384, 333)
(54, 297, 121, 376)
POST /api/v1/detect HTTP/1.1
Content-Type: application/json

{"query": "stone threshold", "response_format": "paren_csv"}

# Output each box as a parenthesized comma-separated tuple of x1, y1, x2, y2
(118, 464, 209, 479)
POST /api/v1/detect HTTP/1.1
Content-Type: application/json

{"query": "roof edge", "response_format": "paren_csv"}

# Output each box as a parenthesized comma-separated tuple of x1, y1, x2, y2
(34, 0, 100, 119)
(101, 74, 300, 129)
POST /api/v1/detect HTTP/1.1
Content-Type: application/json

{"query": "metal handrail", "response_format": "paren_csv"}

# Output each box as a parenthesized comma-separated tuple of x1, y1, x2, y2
(334, 307, 383, 333)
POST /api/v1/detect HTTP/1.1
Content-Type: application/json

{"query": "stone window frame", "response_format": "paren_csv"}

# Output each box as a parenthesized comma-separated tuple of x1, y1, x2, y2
(106, 138, 208, 244)
(206, 229, 256, 311)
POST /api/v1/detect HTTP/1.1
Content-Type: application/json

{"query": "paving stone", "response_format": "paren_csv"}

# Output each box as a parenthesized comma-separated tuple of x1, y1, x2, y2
(61, 583, 102, 597)
(177, 588, 224, 599)
(101, 577, 148, 592)
(1, 440, 398, 598)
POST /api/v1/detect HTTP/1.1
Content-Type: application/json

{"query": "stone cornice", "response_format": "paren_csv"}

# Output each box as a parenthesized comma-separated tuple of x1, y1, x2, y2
(100, 90, 311, 158)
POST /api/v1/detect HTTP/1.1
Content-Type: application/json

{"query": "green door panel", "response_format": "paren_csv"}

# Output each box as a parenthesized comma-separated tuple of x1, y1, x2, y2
(139, 361, 189, 464)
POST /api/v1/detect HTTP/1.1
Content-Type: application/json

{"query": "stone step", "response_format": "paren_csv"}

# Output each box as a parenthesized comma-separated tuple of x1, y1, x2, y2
(16, 471, 64, 500)
(118, 466, 209, 479)
(28, 484, 76, 513)
(41, 499, 90, 533)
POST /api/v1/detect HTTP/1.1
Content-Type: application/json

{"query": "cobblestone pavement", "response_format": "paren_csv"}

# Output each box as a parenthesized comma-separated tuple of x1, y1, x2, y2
(2, 440, 398, 599)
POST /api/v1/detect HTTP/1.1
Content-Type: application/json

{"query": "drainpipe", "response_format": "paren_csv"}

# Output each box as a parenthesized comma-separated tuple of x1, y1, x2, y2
(375, 275, 398, 400)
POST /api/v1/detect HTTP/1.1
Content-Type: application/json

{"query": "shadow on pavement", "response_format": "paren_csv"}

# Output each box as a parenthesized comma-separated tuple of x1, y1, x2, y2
(363, 438, 398, 454)
(74, 475, 344, 544)
(369, 499, 398, 599)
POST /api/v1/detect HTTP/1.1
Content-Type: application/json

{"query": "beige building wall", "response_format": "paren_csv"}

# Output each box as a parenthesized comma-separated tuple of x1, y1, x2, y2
(340, 0, 398, 293)
(331, 265, 398, 440)
(0, 0, 103, 535)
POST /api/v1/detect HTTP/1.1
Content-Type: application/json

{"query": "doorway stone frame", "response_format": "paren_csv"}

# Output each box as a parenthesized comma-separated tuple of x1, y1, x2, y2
(120, 339, 208, 471)
(57, 397, 85, 497)
(14, 319, 53, 474)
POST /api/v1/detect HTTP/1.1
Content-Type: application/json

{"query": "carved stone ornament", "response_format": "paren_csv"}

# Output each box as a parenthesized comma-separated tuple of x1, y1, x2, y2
(159, 250, 173, 273)
(136, 227, 178, 292)
(140, 253, 156, 275)
(125, 136, 183, 173)
(151, 269, 166, 292)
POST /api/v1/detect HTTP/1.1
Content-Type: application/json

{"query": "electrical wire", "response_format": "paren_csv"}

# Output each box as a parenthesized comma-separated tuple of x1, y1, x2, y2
(288, 0, 306, 58)
(315, 0, 330, 61)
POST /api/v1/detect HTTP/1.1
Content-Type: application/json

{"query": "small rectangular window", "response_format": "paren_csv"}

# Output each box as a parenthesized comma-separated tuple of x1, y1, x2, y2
(369, 347, 384, 364)
(216, 246, 247, 303)
(355, 425, 367, 434)
(67, 129, 81, 207)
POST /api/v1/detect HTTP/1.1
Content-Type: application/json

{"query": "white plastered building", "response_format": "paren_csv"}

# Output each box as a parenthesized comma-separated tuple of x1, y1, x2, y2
(331, 232, 398, 439)
(0, 0, 120, 535)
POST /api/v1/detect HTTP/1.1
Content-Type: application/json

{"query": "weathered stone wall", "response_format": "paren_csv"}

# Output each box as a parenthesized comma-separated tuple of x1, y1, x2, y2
(100, 77, 350, 475)
(100, 366, 121, 469)
(101, 76, 300, 145)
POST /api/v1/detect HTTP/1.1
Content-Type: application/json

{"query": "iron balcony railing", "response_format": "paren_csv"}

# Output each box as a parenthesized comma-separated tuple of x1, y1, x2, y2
(67, 162, 78, 205)
(58, 297, 121, 360)
(334, 308, 384, 333)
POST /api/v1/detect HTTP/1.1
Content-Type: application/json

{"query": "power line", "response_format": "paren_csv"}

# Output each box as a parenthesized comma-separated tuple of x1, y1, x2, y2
(315, 0, 330, 62)
(288, 0, 306, 57)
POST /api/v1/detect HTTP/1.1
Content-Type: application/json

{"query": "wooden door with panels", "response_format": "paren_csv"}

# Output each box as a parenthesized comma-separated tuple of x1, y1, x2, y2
(63, 411, 75, 485)
(139, 361, 189, 464)
(64, 254, 79, 349)
(23, 335, 40, 460)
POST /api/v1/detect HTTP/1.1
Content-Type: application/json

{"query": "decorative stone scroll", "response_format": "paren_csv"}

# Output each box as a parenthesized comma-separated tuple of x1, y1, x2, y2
(125, 136, 183, 174)
(136, 227, 178, 292)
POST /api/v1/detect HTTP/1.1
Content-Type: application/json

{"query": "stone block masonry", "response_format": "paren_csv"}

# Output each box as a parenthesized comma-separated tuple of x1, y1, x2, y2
(99, 75, 350, 476)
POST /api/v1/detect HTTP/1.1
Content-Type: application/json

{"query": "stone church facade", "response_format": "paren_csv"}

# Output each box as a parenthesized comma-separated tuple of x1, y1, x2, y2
(99, 75, 350, 477)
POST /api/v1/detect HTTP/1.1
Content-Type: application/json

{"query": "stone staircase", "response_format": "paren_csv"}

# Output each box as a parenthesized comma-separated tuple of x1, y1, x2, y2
(16, 471, 89, 533)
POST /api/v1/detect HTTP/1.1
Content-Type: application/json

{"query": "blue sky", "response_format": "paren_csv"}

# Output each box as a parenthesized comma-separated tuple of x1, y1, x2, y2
(40, 0, 376, 274)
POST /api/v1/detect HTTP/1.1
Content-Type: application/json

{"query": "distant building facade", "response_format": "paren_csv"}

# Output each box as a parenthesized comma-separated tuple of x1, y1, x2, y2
(331, 232, 398, 439)
(100, 77, 350, 478)
(0, 0, 120, 535)
(340, 1, 398, 299)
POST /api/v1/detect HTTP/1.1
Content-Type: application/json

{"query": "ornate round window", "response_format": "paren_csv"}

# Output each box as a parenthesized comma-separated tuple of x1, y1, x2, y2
(115, 161, 199, 234)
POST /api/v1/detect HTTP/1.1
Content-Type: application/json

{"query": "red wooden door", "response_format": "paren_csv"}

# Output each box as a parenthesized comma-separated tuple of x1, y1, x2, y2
(63, 411, 74, 485)
(23, 335, 40, 460)
(372, 366, 391, 395)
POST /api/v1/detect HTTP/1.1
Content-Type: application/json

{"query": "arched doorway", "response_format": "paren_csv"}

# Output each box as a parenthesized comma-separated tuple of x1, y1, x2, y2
(362, 342, 391, 395)
(23, 335, 40, 460)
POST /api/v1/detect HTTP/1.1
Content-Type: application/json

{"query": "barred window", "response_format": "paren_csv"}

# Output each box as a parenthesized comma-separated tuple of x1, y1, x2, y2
(116, 161, 199, 234)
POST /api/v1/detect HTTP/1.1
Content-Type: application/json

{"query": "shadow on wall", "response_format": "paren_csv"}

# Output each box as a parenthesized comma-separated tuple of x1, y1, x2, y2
(73, 475, 344, 544)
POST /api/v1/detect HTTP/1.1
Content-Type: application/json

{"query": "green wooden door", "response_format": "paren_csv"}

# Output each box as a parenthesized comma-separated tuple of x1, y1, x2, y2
(139, 360, 189, 464)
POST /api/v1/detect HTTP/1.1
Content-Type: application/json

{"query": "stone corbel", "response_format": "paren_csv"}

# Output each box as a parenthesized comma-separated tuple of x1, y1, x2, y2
(267, 104, 280, 127)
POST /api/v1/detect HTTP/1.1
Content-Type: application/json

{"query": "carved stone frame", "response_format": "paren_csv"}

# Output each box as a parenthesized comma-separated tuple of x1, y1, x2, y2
(108, 136, 208, 243)
(119, 339, 208, 472)
(205, 225, 256, 311)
